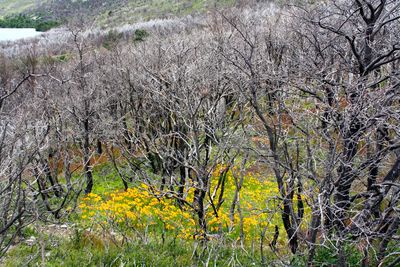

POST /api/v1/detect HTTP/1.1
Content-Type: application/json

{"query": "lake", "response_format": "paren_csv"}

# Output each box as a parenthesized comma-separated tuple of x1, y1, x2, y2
(0, 28, 42, 42)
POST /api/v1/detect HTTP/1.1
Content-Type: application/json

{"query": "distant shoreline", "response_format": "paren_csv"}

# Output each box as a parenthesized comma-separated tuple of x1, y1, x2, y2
(0, 28, 42, 42)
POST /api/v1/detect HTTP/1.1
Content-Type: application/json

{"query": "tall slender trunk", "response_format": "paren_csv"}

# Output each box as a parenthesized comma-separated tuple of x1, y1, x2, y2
(194, 184, 207, 240)
(83, 118, 93, 194)
(177, 166, 186, 208)
(334, 115, 362, 228)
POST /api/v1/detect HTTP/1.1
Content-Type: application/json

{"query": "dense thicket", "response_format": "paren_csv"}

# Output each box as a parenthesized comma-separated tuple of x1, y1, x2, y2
(0, 1, 399, 265)
(0, 14, 60, 31)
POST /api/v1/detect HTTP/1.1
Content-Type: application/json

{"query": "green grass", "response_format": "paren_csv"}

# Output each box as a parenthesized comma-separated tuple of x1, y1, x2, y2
(6, 224, 385, 266)
(3, 227, 261, 266)
(91, 162, 126, 194)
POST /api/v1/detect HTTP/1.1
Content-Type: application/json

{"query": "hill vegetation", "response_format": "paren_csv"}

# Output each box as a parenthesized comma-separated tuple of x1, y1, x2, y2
(0, 0, 236, 27)
(0, 0, 45, 17)
(0, 14, 59, 31)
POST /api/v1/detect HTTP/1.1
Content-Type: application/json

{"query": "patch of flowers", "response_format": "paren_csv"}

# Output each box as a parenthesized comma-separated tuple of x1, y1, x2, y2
(79, 166, 308, 245)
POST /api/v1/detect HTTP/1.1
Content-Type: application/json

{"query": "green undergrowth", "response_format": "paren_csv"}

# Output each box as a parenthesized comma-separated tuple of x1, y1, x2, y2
(4, 226, 381, 266)
(91, 162, 127, 194)
(3, 228, 261, 266)
(4, 162, 392, 266)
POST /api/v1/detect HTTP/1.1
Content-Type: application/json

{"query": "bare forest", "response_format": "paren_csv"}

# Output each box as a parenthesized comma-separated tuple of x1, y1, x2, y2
(0, 0, 399, 266)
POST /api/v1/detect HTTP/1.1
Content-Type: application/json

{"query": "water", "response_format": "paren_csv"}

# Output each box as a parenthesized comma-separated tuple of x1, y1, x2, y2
(0, 28, 42, 42)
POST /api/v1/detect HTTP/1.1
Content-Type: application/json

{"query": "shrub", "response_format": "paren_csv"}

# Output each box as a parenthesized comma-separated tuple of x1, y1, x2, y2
(133, 29, 149, 42)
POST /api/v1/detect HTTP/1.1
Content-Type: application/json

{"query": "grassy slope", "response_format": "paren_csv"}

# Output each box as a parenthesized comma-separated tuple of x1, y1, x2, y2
(99, 0, 235, 26)
(0, 0, 47, 17)
(0, 0, 235, 26)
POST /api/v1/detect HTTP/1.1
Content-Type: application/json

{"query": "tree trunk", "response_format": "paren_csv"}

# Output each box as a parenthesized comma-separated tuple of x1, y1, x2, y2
(83, 118, 93, 194)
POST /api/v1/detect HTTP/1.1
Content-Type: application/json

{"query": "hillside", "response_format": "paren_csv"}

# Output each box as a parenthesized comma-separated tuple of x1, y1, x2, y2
(0, 0, 235, 26)
(0, 0, 46, 17)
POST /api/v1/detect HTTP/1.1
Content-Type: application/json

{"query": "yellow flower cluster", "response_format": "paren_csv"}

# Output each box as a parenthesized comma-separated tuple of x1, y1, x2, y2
(79, 185, 197, 239)
(79, 165, 310, 245)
